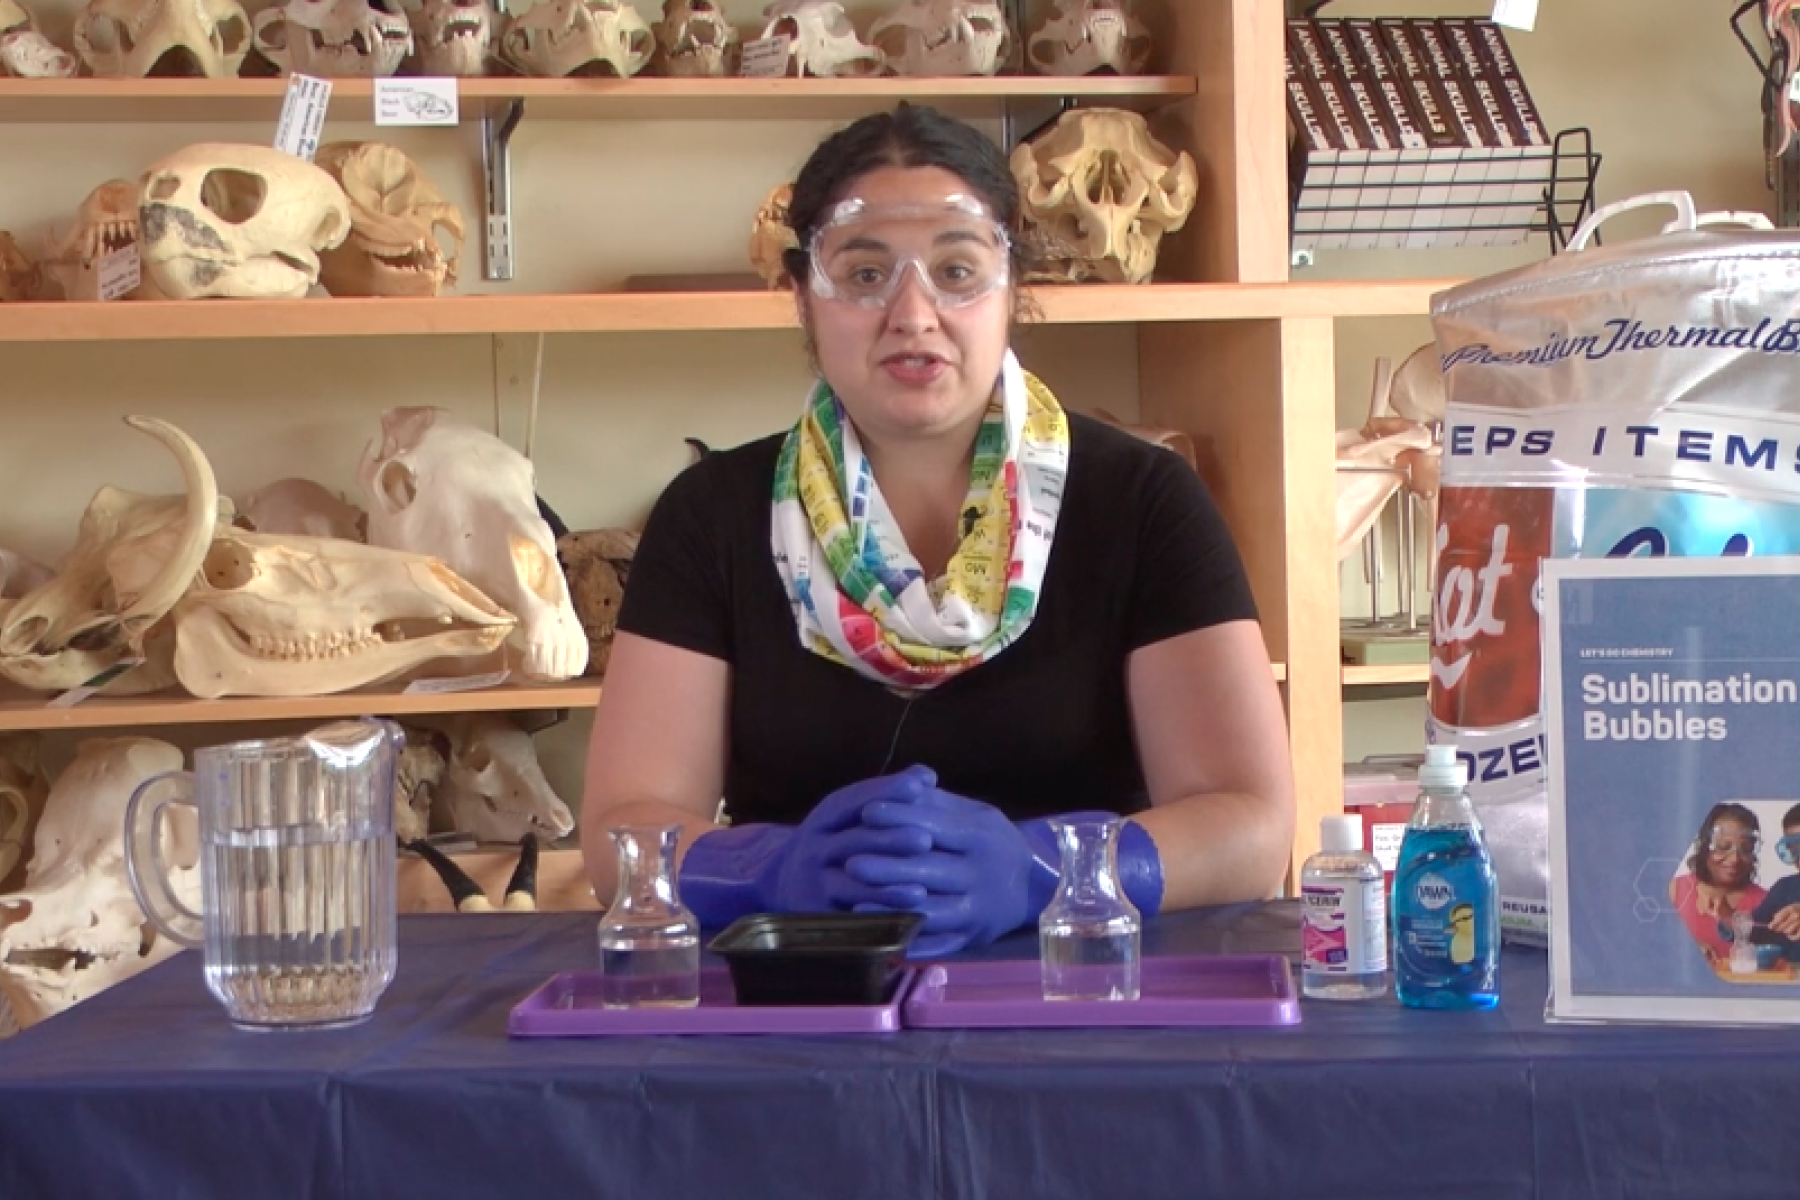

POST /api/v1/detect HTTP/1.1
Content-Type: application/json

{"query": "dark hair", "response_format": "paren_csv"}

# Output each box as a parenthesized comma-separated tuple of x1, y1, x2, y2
(782, 103, 1028, 289)
(1784, 803, 1800, 832)
(1689, 802, 1761, 886)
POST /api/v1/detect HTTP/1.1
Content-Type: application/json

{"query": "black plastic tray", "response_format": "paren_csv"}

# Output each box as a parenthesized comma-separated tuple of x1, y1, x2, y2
(707, 912, 924, 1007)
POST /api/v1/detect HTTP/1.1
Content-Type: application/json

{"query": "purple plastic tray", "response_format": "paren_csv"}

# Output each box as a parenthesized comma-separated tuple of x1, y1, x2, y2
(508, 965, 916, 1037)
(901, 954, 1300, 1028)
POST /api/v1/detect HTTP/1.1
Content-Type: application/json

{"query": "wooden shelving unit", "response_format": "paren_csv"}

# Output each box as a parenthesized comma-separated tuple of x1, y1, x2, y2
(0, 280, 1451, 342)
(1342, 663, 1429, 687)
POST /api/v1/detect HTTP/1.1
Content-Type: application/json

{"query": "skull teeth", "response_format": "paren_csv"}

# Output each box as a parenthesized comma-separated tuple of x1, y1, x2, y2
(246, 629, 387, 660)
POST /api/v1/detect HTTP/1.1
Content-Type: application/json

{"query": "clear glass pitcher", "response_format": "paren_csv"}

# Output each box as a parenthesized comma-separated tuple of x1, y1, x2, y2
(124, 719, 400, 1031)
(596, 825, 700, 1009)
(1039, 816, 1142, 1002)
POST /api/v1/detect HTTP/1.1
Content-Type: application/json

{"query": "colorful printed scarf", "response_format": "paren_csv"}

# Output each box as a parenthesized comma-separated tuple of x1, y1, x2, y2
(771, 349, 1070, 691)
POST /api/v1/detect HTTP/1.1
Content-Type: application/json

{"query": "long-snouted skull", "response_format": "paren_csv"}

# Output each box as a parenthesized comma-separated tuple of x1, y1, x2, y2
(0, 737, 193, 1032)
(253, 0, 413, 77)
(759, 0, 881, 77)
(359, 407, 588, 682)
(1026, 0, 1148, 76)
(501, 0, 651, 77)
(314, 142, 463, 299)
(871, 0, 1010, 77)
(1010, 107, 1196, 285)
(2, 29, 78, 76)
(0, 417, 219, 694)
(74, 0, 251, 77)
(417, 713, 575, 844)
(139, 143, 351, 300)
(172, 529, 516, 698)
(407, 0, 492, 75)
(42, 179, 143, 303)
(653, 0, 737, 77)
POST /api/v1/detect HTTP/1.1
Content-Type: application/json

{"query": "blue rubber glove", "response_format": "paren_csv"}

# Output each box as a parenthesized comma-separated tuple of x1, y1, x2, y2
(848, 787, 1165, 958)
(678, 765, 938, 929)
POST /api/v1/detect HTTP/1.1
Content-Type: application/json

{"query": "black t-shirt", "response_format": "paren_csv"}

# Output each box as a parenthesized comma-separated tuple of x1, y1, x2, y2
(616, 412, 1258, 825)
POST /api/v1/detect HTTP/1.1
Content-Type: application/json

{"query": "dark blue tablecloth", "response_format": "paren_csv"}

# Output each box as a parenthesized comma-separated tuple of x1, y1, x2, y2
(2, 902, 1796, 1200)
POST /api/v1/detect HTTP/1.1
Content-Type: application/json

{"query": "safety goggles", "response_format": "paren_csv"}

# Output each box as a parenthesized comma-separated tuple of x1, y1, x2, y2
(806, 195, 1010, 310)
(1707, 830, 1760, 860)
(1778, 833, 1800, 865)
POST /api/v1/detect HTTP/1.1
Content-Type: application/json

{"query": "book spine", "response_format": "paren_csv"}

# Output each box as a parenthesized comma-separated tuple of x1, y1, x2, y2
(1472, 18, 1550, 145)
(1378, 18, 1462, 150)
(1314, 18, 1390, 151)
(1439, 17, 1517, 148)
(1289, 19, 1360, 150)
(1283, 21, 1338, 153)
(1412, 19, 1491, 149)
(1345, 17, 1424, 150)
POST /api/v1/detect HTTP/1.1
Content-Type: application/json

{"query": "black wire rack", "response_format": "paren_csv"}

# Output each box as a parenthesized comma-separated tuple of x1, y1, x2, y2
(1730, 0, 1800, 224)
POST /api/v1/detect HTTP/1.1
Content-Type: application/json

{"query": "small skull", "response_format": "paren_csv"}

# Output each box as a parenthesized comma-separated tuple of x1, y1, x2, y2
(315, 142, 464, 298)
(556, 527, 638, 677)
(747, 181, 796, 289)
(870, 0, 1011, 78)
(407, 0, 492, 76)
(41, 179, 142, 303)
(253, 0, 414, 78)
(758, 0, 882, 78)
(1, 29, 78, 77)
(1026, 0, 1149, 77)
(74, 0, 251, 78)
(653, 0, 738, 77)
(501, 0, 652, 77)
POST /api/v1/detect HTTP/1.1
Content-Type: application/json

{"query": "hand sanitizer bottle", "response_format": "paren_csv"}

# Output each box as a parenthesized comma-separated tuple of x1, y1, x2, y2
(1392, 745, 1500, 1009)
(1301, 813, 1388, 1000)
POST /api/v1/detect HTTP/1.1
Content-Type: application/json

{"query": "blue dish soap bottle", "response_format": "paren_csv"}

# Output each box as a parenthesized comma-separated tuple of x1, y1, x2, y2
(1392, 745, 1499, 1009)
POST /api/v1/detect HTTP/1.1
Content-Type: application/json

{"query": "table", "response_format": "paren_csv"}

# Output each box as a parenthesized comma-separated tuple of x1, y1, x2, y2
(2, 902, 1796, 1200)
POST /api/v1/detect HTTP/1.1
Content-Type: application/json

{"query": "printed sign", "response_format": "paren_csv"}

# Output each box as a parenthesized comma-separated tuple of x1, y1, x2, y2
(1491, 0, 1537, 32)
(274, 74, 332, 161)
(97, 243, 140, 302)
(375, 77, 459, 127)
(739, 34, 792, 78)
(402, 669, 511, 695)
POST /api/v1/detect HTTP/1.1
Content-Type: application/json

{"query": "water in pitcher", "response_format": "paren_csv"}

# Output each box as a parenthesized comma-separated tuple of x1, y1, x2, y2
(204, 821, 397, 1029)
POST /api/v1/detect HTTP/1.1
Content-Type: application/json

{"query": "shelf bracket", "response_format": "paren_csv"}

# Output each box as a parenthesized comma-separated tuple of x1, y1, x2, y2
(482, 99, 526, 281)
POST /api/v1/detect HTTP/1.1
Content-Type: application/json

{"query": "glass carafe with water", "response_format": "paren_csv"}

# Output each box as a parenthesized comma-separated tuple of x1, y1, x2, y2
(1039, 816, 1142, 1002)
(124, 719, 400, 1030)
(597, 825, 700, 1008)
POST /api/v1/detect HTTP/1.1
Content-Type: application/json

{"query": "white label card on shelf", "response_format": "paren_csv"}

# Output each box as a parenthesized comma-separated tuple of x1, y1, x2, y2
(97, 243, 140, 302)
(47, 658, 146, 708)
(374, 77, 459, 127)
(403, 669, 512, 695)
(1491, 0, 1537, 31)
(274, 74, 332, 161)
(739, 34, 792, 78)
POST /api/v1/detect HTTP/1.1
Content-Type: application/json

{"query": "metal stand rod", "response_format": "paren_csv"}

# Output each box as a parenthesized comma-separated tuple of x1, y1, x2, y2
(482, 99, 525, 282)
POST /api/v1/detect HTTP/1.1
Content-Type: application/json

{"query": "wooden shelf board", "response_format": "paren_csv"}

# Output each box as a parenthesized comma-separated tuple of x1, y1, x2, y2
(0, 678, 600, 733)
(1342, 663, 1428, 687)
(0, 75, 1196, 124)
(0, 281, 1452, 343)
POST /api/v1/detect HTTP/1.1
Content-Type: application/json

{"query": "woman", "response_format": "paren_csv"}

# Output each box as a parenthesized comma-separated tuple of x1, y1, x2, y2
(581, 104, 1294, 957)
(1669, 803, 1767, 961)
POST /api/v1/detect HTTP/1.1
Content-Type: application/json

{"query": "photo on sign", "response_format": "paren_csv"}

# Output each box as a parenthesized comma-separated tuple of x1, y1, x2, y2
(1667, 798, 1800, 983)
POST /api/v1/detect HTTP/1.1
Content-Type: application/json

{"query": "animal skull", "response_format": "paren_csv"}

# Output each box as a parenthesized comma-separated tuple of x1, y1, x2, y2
(253, 0, 414, 77)
(501, 0, 652, 77)
(359, 407, 588, 682)
(0, 0, 31, 35)
(74, 0, 251, 77)
(138, 143, 351, 301)
(0, 737, 194, 1032)
(653, 0, 737, 77)
(406, 0, 493, 76)
(314, 142, 463, 299)
(747, 181, 796, 288)
(1026, 0, 1149, 77)
(416, 714, 574, 844)
(2, 29, 77, 76)
(0, 735, 47, 894)
(0, 417, 219, 695)
(394, 726, 448, 844)
(557, 527, 638, 677)
(172, 527, 516, 698)
(1010, 107, 1196, 284)
(870, 0, 1010, 77)
(237, 477, 368, 542)
(0, 232, 39, 302)
(41, 179, 143, 303)
(759, 0, 882, 77)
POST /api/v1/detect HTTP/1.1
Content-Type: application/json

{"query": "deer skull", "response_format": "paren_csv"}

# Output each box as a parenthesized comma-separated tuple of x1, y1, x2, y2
(653, 0, 738, 76)
(0, 737, 194, 1032)
(870, 0, 1010, 77)
(747, 181, 796, 288)
(1026, 0, 1149, 76)
(0, 232, 39, 303)
(237, 477, 367, 542)
(415, 713, 574, 844)
(41, 179, 143, 303)
(359, 407, 587, 682)
(253, 0, 414, 76)
(758, 0, 882, 77)
(407, 0, 493, 75)
(172, 528, 516, 698)
(0, 417, 219, 695)
(139, 143, 351, 300)
(1, 29, 77, 76)
(501, 0, 652, 77)
(74, 0, 251, 77)
(1011, 107, 1196, 284)
(0, 735, 47, 895)
(314, 142, 463, 299)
